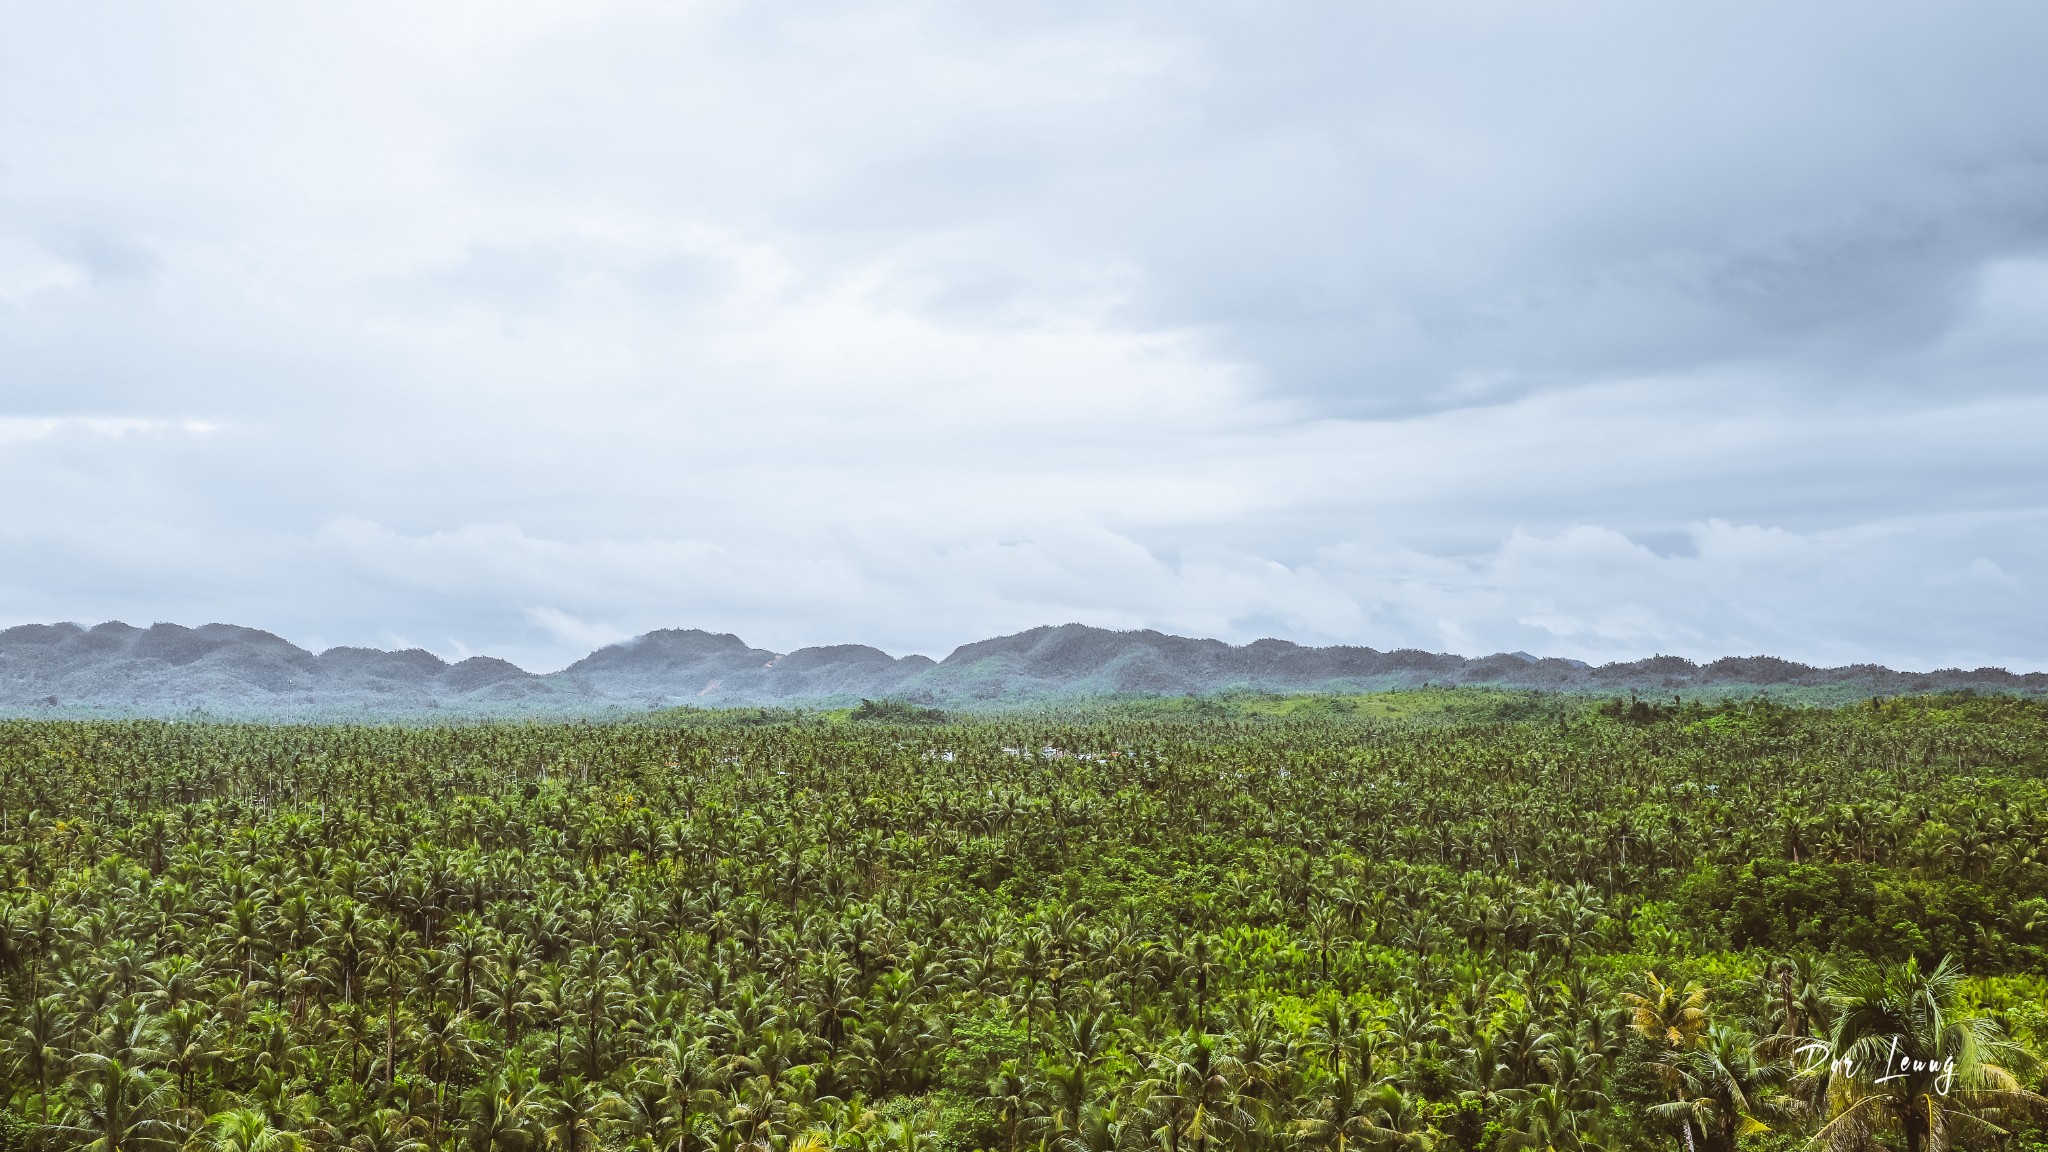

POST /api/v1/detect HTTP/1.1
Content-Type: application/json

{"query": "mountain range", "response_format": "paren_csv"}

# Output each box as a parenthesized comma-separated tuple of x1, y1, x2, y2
(2, 620, 2041, 718)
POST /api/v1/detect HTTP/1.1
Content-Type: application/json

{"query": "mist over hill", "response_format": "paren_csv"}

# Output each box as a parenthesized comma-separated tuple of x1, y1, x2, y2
(2, 620, 2041, 719)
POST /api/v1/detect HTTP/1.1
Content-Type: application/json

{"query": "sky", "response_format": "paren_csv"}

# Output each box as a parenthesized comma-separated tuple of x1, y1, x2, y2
(4, 1, 2047, 673)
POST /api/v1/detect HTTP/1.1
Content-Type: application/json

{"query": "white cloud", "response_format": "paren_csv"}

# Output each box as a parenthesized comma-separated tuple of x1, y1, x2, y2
(2, 1, 2045, 672)
(523, 607, 632, 655)
(0, 417, 218, 443)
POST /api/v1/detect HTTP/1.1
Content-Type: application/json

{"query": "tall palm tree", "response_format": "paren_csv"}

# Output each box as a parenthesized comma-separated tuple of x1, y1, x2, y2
(1623, 973, 1709, 1152)
(1496, 1082, 1581, 1152)
(613, 1075, 685, 1152)
(986, 1061, 1033, 1152)
(418, 1008, 481, 1149)
(1647, 1025, 1785, 1152)
(1766, 954, 1832, 1044)
(205, 1107, 305, 1152)
(351, 1108, 426, 1152)
(1059, 1096, 1145, 1152)
(478, 951, 539, 1050)
(55, 1055, 182, 1152)
(1803, 955, 2046, 1152)
(1135, 1034, 1248, 1152)
(1294, 1067, 1431, 1152)
(9, 992, 68, 1122)
(649, 1032, 719, 1152)
(152, 1007, 214, 1116)
(462, 1062, 541, 1152)
(1624, 974, 1708, 1052)
(540, 1074, 614, 1152)
(363, 918, 416, 1088)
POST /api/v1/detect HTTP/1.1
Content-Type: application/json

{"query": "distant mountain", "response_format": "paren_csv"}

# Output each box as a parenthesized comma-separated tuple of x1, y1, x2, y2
(2, 620, 2041, 718)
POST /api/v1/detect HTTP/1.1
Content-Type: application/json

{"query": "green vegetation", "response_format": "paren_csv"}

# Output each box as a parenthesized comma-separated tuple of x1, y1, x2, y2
(1, 695, 2046, 1151)
(1056, 687, 1574, 725)
(847, 700, 952, 725)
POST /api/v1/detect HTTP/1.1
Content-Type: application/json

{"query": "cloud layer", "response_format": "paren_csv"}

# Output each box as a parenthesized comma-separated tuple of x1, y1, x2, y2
(4, 1, 2046, 671)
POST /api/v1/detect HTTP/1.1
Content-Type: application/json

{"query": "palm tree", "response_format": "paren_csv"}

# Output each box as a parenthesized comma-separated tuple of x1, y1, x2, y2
(613, 1075, 685, 1152)
(1647, 1025, 1785, 1152)
(1060, 1096, 1144, 1152)
(351, 1108, 426, 1152)
(1181, 936, 1221, 1026)
(1765, 954, 1832, 1044)
(478, 951, 539, 1049)
(569, 946, 631, 1080)
(649, 1032, 719, 1152)
(540, 1074, 613, 1152)
(9, 992, 68, 1122)
(205, 1107, 305, 1152)
(1803, 954, 2047, 1152)
(1011, 932, 1051, 1047)
(1308, 1000, 1387, 1085)
(153, 1006, 213, 1112)
(56, 1055, 182, 1152)
(249, 1067, 325, 1139)
(417, 1008, 481, 1148)
(363, 918, 416, 1088)
(1135, 1034, 1248, 1152)
(462, 1062, 542, 1152)
(1624, 974, 1708, 1052)
(1294, 1067, 1431, 1152)
(1495, 1082, 1580, 1152)
(1623, 973, 1709, 1152)
(1305, 904, 1344, 981)
(986, 1061, 1033, 1152)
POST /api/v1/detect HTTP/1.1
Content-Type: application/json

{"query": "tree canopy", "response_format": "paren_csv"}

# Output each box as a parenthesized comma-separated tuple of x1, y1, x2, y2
(1, 694, 2045, 1151)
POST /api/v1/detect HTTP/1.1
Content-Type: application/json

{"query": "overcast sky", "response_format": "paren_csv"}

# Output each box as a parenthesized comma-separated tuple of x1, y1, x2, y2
(4, 2, 2047, 672)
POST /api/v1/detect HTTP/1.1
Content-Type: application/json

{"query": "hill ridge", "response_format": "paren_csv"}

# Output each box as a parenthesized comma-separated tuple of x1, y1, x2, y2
(2, 619, 2041, 717)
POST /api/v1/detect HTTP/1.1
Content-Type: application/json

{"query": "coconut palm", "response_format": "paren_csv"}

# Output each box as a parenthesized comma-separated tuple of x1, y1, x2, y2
(1623, 973, 1709, 1152)
(9, 992, 69, 1122)
(351, 1108, 426, 1152)
(1294, 1067, 1433, 1152)
(55, 1055, 182, 1152)
(539, 1074, 615, 1152)
(462, 1062, 542, 1152)
(1802, 955, 2047, 1152)
(1497, 1082, 1583, 1152)
(1646, 1025, 1786, 1152)
(986, 1060, 1034, 1152)
(1135, 1034, 1249, 1152)
(204, 1107, 305, 1152)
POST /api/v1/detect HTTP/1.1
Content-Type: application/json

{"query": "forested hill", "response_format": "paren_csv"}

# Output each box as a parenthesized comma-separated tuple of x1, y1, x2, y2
(2, 619, 2042, 718)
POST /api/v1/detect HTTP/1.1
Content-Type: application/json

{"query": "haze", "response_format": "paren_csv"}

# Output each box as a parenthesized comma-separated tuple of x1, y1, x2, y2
(4, 2, 2046, 672)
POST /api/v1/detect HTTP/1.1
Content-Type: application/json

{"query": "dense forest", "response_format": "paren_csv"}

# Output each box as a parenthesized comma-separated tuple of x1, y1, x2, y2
(2, 695, 2045, 1152)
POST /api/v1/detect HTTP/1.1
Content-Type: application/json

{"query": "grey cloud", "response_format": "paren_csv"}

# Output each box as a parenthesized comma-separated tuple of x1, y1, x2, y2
(2, 1, 2046, 672)
(1111, 4, 2048, 412)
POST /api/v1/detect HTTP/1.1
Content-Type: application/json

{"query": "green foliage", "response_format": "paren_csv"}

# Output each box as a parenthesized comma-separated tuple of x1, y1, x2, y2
(1062, 685, 1577, 725)
(848, 699, 952, 725)
(0, 1111, 30, 1152)
(0, 700, 2043, 1152)
(1683, 861, 1881, 954)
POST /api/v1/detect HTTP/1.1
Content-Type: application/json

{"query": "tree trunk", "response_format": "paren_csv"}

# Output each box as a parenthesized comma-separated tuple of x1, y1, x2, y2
(387, 987, 399, 1086)
(1780, 967, 1798, 1035)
